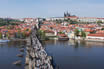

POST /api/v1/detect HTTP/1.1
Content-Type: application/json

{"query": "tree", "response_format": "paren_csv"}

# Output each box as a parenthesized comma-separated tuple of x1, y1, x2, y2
(22, 32, 26, 39)
(0, 18, 22, 26)
(37, 30, 46, 40)
(6, 33, 9, 39)
(26, 29, 29, 31)
(97, 20, 103, 26)
(15, 30, 22, 38)
(74, 29, 80, 37)
(97, 20, 102, 23)
(101, 28, 104, 30)
(81, 31, 86, 38)
(70, 20, 78, 24)
(58, 32, 64, 34)
(0, 32, 2, 39)
(64, 18, 70, 22)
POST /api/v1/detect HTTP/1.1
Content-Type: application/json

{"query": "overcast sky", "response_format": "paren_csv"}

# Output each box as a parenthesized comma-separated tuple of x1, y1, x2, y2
(0, 0, 104, 18)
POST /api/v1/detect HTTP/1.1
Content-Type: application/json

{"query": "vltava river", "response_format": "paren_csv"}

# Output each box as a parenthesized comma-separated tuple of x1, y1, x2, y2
(0, 41, 26, 69)
(44, 40, 104, 69)
(1, 40, 104, 69)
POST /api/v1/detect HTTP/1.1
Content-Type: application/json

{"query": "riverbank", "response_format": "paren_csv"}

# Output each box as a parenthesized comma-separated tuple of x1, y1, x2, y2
(0, 38, 27, 42)
(10, 39, 27, 41)
(47, 37, 104, 43)
(85, 39, 104, 42)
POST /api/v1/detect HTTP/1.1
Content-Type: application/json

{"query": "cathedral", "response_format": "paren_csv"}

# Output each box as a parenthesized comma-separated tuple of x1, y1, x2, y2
(64, 12, 71, 17)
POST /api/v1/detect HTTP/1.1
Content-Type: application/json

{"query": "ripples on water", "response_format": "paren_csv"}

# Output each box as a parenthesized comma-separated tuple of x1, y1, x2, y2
(1, 40, 104, 69)
(44, 40, 104, 69)
(0, 41, 26, 69)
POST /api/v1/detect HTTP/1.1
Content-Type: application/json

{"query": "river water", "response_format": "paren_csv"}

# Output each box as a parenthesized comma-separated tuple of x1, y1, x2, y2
(44, 40, 104, 69)
(0, 40, 104, 69)
(0, 41, 26, 69)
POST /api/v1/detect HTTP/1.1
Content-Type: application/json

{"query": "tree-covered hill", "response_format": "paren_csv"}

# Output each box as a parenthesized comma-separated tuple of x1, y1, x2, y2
(0, 18, 24, 26)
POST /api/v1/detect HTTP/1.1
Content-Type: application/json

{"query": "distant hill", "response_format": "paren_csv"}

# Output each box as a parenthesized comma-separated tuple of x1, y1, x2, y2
(0, 18, 24, 26)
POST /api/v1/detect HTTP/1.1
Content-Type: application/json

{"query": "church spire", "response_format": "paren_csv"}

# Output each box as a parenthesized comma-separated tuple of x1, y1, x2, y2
(64, 11, 71, 17)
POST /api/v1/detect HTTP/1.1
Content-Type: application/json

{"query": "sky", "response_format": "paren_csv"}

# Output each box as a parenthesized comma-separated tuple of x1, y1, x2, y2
(0, 0, 104, 18)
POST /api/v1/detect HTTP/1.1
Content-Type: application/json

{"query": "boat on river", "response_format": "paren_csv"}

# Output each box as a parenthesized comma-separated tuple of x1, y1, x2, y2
(58, 37, 69, 41)
(0, 39, 10, 42)
(58, 34, 69, 41)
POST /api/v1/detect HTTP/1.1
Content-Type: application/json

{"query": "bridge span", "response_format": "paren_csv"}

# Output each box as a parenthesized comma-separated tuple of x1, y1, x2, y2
(25, 27, 53, 69)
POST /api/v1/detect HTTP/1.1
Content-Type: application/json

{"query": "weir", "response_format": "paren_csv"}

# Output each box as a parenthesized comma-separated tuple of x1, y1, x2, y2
(25, 27, 53, 69)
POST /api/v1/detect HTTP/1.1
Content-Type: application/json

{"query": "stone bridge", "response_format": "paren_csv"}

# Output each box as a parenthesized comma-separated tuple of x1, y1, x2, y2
(25, 27, 53, 69)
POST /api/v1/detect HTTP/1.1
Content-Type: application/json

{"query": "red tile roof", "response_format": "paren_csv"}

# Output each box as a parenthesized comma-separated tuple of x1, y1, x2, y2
(88, 34, 104, 37)
(96, 30, 104, 34)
